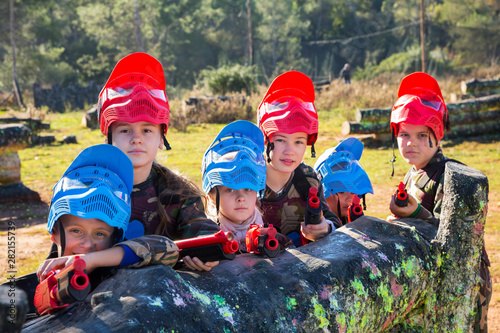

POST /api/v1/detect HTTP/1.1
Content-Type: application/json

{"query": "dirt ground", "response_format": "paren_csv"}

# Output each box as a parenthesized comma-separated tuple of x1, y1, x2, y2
(0, 198, 498, 330)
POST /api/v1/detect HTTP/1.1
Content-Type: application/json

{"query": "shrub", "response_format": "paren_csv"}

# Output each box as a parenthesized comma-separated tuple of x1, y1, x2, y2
(198, 64, 258, 96)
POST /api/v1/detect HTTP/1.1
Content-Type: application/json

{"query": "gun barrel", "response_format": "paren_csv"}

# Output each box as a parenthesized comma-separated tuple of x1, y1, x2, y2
(395, 182, 409, 207)
(175, 230, 238, 255)
(305, 187, 322, 225)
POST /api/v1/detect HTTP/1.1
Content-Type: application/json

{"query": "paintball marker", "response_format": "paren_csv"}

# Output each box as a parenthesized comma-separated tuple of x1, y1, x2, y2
(395, 182, 409, 207)
(304, 187, 321, 225)
(174, 230, 239, 262)
(245, 224, 280, 258)
(347, 195, 364, 223)
(34, 256, 90, 316)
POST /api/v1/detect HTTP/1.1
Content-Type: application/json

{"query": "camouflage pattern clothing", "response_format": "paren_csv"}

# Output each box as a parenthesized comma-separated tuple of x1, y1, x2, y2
(130, 168, 220, 240)
(403, 147, 491, 333)
(260, 163, 341, 237)
(116, 235, 179, 268)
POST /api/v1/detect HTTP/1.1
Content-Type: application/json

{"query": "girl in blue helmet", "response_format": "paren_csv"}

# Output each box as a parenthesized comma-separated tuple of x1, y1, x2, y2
(201, 121, 269, 251)
(314, 138, 373, 225)
(9, 145, 178, 316)
(37, 145, 179, 288)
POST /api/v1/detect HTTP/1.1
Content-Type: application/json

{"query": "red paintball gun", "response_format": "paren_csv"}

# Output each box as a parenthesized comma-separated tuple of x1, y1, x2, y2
(174, 230, 239, 262)
(395, 182, 409, 207)
(347, 195, 364, 223)
(304, 187, 321, 225)
(34, 256, 90, 315)
(245, 224, 280, 258)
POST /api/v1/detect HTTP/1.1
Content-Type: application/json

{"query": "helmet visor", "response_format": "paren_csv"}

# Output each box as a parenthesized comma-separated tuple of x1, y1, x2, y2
(102, 74, 167, 103)
(209, 146, 266, 168)
(394, 94, 443, 112)
(261, 99, 316, 114)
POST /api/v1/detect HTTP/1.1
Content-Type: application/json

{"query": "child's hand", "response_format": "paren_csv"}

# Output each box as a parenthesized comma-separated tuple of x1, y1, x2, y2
(300, 216, 331, 242)
(389, 193, 419, 218)
(182, 256, 219, 271)
(37, 255, 80, 281)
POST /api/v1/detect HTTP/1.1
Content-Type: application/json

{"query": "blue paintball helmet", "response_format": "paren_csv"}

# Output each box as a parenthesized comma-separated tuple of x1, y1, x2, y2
(47, 144, 133, 241)
(202, 120, 267, 198)
(314, 138, 373, 198)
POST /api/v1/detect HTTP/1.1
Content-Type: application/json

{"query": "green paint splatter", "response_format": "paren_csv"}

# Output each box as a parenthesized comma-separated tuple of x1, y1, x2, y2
(286, 297, 297, 310)
(351, 278, 367, 297)
(395, 243, 404, 251)
(311, 296, 329, 328)
(402, 257, 418, 278)
(214, 295, 226, 306)
(376, 283, 393, 312)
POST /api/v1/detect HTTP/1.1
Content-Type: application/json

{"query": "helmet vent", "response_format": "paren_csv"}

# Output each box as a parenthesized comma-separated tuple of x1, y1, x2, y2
(82, 193, 118, 219)
(228, 165, 259, 186)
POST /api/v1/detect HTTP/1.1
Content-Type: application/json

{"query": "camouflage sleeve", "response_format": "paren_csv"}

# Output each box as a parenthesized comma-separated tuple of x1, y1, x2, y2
(174, 196, 221, 239)
(115, 235, 179, 268)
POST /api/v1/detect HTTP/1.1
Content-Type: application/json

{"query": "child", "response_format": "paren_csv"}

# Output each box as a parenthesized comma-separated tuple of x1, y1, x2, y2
(314, 137, 373, 225)
(257, 70, 341, 246)
(13, 144, 177, 316)
(97, 52, 220, 271)
(201, 120, 267, 251)
(388, 72, 491, 333)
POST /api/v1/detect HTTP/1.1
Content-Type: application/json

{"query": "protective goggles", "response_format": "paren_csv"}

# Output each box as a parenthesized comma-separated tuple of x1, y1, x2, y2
(205, 145, 266, 170)
(316, 152, 354, 181)
(101, 75, 167, 103)
(260, 98, 316, 114)
(394, 94, 443, 112)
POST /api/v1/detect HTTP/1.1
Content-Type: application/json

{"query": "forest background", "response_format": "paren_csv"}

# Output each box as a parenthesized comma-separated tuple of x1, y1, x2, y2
(0, 0, 499, 330)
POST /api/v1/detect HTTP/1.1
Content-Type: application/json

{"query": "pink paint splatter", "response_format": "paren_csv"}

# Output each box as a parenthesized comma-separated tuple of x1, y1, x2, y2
(173, 295, 186, 307)
(390, 278, 403, 297)
(474, 221, 484, 235)
(319, 285, 332, 300)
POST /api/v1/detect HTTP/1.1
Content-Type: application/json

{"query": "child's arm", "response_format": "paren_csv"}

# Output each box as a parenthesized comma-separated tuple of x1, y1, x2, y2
(116, 235, 179, 268)
(37, 247, 125, 281)
(389, 193, 435, 224)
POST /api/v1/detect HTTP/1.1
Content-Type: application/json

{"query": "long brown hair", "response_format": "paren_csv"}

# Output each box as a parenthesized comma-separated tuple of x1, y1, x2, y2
(152, 161, 207, 236)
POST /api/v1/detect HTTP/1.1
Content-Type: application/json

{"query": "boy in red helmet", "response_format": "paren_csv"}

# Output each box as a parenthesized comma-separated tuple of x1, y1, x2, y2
(388, 72, 491, 332)
(257, 71, 341, 246)
(98, 53, 220, 271)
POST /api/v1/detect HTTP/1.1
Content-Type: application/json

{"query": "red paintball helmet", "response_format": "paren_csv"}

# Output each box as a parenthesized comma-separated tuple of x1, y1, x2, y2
(98, 52, 170, 137)
(390, 72, 449, 141)
(257, 71, 318, 146)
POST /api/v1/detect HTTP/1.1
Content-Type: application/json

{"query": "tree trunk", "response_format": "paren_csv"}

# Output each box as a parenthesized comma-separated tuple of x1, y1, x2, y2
(247, 0, 253, 66)
(341, 120, 390, 136)
(9, 0, 24, 109)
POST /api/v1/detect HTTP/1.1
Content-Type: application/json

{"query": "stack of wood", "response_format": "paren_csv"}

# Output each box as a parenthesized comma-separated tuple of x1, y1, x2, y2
(341, 93, 500, 142)
(461, 77, 500, 98)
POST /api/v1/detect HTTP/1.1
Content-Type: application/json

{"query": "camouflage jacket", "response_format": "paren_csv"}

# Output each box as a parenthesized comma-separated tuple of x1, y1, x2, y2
(260, 163, 341, 236)
(115, 235, 179, 268)
(403, 148, 448, 226)
(130, 168, 220, 240)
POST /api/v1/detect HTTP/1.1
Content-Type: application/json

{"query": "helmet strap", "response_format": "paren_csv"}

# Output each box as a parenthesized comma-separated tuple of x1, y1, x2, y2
(266, 141, 274, 163)
(215, 187, 220, 223)
(107, 132, 113, 145)
(390, 131, 396, 177)
(163, 134, 172, 150)
(428, 134, 433, 148)
(161, 125, 171, 150)
(361, 194, 367, 210)
(311, 143, 316, 158)
(56, 219, 66, 257)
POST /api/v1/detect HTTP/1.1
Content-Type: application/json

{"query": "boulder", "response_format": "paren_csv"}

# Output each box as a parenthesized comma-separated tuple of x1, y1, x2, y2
(21, 163, 488, 332)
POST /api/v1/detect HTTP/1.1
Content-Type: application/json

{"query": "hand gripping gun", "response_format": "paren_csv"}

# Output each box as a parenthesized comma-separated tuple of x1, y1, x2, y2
(34, 256, 90, 315)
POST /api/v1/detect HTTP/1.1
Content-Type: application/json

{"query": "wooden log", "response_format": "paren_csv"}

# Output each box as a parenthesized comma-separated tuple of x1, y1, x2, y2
(341, 120, 390, 136)
(450, 108, 500, 125)
(461, 78, 500, 94)
(445, 121, 500, 139)
(354, 107, 391, 123)
(22, 163, 488, 332)
(0, 117, 50, 131)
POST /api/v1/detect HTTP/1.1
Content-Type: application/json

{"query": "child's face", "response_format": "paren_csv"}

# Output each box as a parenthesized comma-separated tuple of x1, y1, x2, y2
(210, 186, 257, 224)
(326, 192, 355, 217)
(268, 132, 308, 173)
(111, 121, 162, 171)
(51, 215, 115, 256)
(397, 123, 439, 170)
